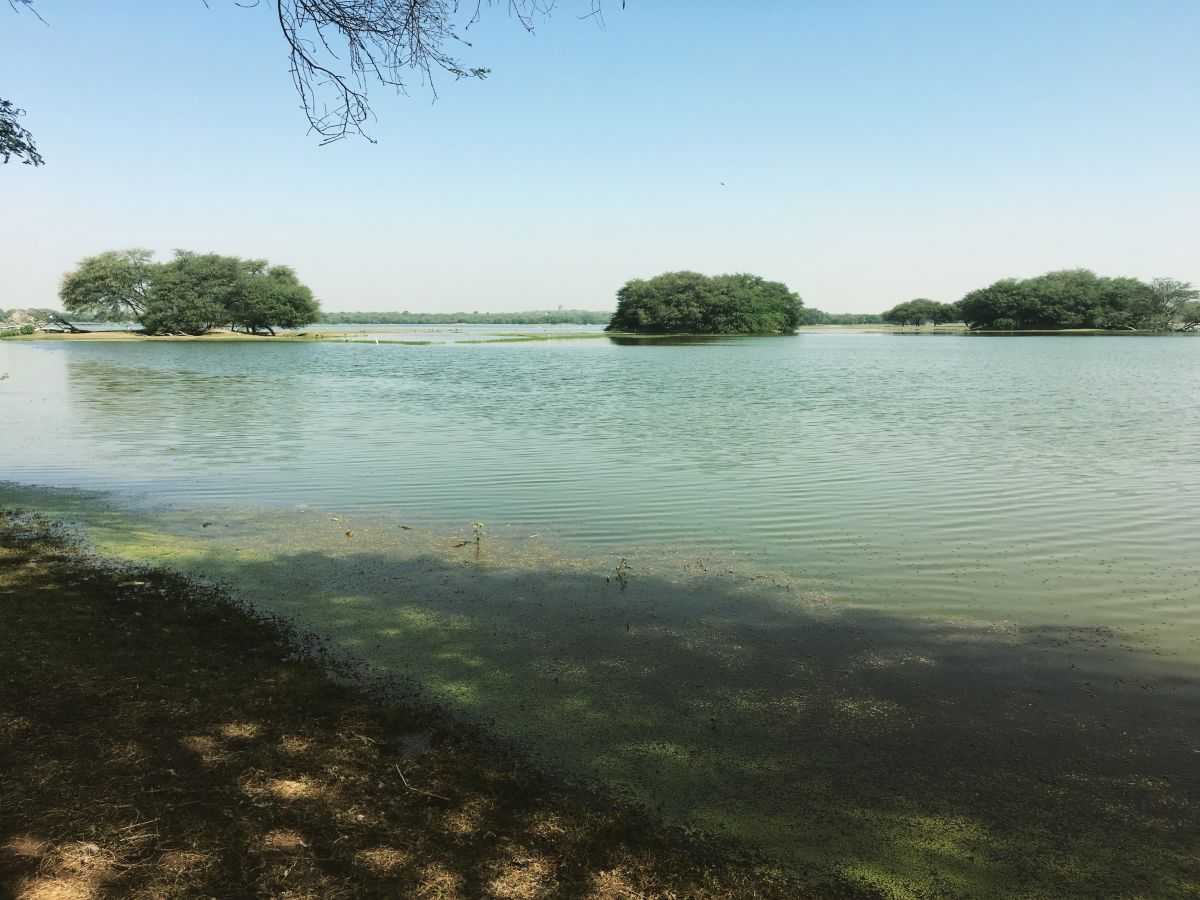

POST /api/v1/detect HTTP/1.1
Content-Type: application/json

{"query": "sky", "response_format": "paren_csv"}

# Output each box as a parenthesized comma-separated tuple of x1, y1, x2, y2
(2, 0, 1198, 314)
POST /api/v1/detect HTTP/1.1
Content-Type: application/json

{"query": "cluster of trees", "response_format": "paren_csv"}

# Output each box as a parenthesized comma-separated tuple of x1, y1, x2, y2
(59, 250, 320, 336)
(958, 270, 1199, 331)
(881, 299, 961, 326)
(318, 309, 610, 325)
(799, 309, 883, 325)
(878, 271, 1200, 331)
(606, 272, 803, 335)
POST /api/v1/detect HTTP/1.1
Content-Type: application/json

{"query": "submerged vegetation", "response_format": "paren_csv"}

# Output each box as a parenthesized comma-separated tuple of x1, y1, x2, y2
(606, 272, 803, 335)
(0, 511, 808, 899)
(4, 495, 1198, 898)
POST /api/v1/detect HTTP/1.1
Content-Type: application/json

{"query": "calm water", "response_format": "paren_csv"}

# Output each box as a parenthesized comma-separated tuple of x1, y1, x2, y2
(3, 333, 1199, 645)
(4, 331, 1200, 892)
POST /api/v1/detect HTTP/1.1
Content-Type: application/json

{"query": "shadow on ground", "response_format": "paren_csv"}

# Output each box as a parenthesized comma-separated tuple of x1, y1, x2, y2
(3, 491, 1199, 898)
(142, 536, 1200, 898)
(0, 515, 822, 899)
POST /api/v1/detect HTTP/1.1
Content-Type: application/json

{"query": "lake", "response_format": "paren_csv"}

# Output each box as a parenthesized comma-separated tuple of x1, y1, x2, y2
(2, 330, 1198, 895)
(3, 331, 1198, 643)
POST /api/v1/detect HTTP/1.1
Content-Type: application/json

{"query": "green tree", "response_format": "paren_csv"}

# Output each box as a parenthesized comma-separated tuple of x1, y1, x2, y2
(143, 253, 238, 335)
(59, 248, 319, 335)
(143, 251, 321, 336)
(881, 298, 958, 326)
(1137, 278, 1200, 331)
(226, 264, 320, 335)
(958, 270, 1157, 330)
(59, 249, 158, 320)
(606, 272, 803, 335)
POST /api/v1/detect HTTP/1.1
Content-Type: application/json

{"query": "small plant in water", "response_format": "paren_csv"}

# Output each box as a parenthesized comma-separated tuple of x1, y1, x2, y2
(611, 557, 631, 591)
(473, 522, 485, 559)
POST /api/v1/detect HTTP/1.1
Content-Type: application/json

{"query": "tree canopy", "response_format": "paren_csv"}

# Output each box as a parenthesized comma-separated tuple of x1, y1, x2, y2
(881, 298, 960, 326)
(58, 249, 320, 336)
(59, 249, 157, 321)
(606, 272, 803, 335)
(958, 270, 1196, 331)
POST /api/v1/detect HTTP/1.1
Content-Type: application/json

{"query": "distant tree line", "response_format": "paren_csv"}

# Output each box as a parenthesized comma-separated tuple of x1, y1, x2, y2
(58, 249, 320, 336)
(317, 310, 611, 325)
(799, 309, 883, 325)
(881, 270, 1199, 331)
(607, 272, 803, 334)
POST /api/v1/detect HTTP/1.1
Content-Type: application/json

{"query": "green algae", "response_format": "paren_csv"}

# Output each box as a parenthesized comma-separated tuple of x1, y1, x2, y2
(3, 481, 1198, 898)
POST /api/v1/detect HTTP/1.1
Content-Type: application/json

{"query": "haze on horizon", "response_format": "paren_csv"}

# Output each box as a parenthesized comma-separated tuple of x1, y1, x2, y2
(2, 0, 1197, 315)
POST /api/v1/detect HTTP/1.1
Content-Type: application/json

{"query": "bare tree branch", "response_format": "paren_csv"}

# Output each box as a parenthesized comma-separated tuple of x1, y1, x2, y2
(7, 0, 46, 24)
(273, 0, 570, 144)
(5, 0, 616, 155)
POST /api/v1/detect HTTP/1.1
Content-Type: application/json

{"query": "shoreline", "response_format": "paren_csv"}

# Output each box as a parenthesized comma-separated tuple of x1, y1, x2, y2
(5, 324, 1195, 342)
(0, 510, 809, 898)
(2, 490, 1197, 898)
(0, 329, 612, 345)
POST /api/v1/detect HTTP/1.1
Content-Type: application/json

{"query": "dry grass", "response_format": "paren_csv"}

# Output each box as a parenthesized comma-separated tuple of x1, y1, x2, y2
(0, 512, 845, 899)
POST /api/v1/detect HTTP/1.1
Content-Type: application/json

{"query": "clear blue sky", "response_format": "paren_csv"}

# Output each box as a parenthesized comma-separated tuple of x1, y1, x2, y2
(3, 1, 1197, 313)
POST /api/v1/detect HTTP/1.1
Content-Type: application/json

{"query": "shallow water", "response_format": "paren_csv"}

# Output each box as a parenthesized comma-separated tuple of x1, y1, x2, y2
(2, 332, 1198, 645)
(2, 332, 1199, 895)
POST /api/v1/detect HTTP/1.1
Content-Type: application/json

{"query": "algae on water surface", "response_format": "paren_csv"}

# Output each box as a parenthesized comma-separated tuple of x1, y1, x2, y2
(2, 483, 1197, 898)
